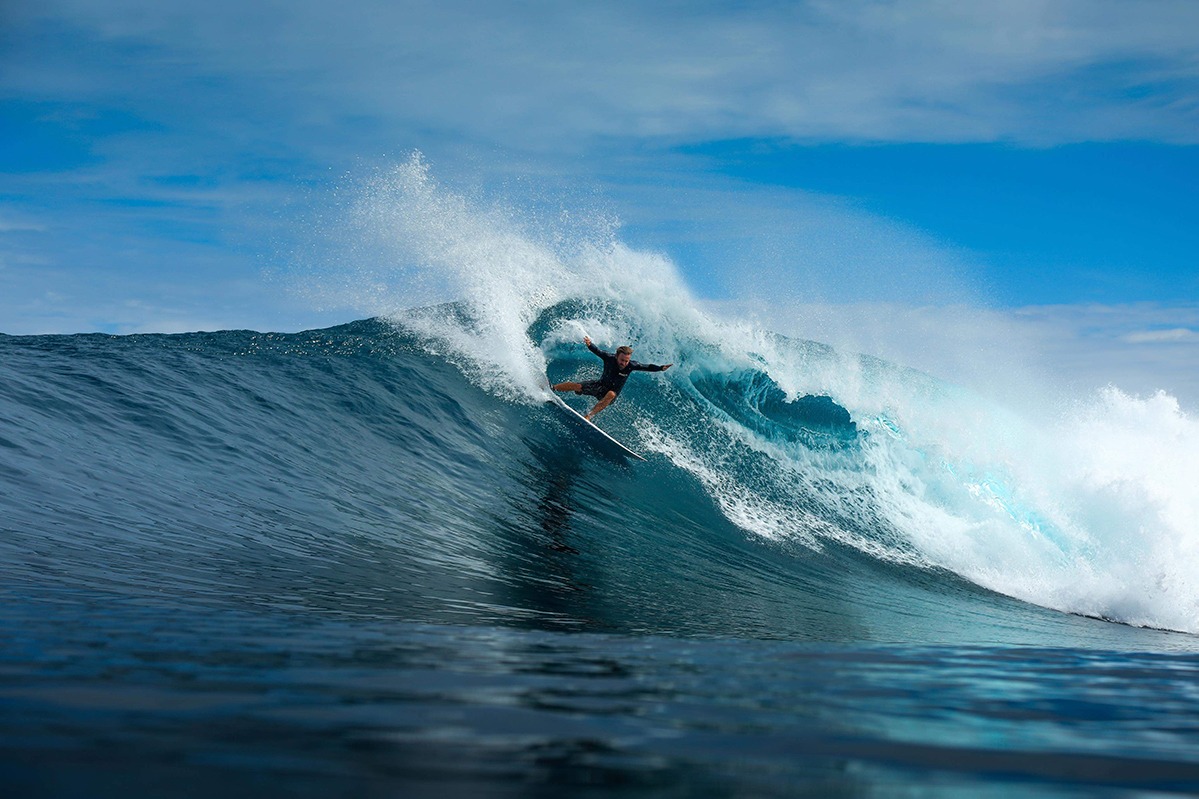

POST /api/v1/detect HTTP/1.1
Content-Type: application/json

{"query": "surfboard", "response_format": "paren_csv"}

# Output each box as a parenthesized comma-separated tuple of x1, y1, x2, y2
(545, 392, 647, 461)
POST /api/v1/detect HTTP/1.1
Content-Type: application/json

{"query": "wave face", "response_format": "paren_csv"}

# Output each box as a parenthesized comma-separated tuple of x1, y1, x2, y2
(2, 305, 1196, 641)
(4, 155, 1198, 642)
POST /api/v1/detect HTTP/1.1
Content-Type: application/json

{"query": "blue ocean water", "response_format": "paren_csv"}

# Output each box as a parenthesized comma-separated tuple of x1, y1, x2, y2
(3, 301, 1199, 796)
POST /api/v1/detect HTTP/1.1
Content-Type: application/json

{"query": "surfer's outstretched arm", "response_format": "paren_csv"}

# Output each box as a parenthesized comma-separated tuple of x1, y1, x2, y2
(584, 337, 612, 360)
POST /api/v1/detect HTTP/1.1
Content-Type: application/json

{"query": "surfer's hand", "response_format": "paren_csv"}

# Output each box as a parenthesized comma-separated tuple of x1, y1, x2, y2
(583, 336, 591, 346)
(661, 364, 673, 370)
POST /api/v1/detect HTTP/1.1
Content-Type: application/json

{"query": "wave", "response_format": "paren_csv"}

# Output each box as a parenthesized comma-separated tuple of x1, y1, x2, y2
(331, 154, 1197, 635)
(3, 155, 1196, 640)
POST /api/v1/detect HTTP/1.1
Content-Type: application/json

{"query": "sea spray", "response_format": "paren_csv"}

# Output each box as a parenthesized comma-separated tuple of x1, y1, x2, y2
(322, 155, 1199, 634)
(341, 153, 703, 401)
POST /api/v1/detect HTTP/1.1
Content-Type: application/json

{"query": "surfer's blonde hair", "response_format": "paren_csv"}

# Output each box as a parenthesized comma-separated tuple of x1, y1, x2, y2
(616, 346, 633, 356)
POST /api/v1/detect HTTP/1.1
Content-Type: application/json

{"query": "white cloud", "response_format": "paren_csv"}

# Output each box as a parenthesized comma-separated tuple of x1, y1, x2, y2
(0, 216, 49, 233)
(1123, 327, 1197, 344)
(723, 299, 1199, 412)
(6, 0, 1199, 149)
(0, 259, 343, 335)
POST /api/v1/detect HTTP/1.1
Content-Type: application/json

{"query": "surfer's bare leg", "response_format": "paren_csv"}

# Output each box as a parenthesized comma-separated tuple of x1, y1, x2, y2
(586, 391, 617, 421)
(553, 382, 582, 393)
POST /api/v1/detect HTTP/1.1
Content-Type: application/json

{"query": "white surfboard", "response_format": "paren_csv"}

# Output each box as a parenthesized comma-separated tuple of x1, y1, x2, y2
(545, 392, 647, 461)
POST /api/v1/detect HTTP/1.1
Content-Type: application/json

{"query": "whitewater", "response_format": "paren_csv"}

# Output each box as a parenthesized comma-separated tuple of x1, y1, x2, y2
(3, 155, 1198, 796)
(344, 154, 1199, 636)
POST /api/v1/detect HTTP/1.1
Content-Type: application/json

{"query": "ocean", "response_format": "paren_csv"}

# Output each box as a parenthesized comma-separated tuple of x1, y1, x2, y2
(2, 298, 1198, 797)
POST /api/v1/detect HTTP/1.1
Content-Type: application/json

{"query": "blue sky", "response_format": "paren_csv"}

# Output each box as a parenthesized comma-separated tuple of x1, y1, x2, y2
(2, 0, 1197, 403)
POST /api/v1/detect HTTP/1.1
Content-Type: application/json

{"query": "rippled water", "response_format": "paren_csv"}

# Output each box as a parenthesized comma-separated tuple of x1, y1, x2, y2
(6, 588, 1199, 797)
(3, 318, 1198, 796)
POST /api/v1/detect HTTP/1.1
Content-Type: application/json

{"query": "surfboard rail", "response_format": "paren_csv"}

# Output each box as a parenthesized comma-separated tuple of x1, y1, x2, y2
(545, 392, 647, 461)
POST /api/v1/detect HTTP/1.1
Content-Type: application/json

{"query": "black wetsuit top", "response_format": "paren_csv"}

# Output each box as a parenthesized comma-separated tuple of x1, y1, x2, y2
(584, 342, 667, 396)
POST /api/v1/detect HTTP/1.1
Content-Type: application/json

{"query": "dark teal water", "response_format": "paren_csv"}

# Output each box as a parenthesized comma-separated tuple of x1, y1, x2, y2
(2, 313, 1198, 796)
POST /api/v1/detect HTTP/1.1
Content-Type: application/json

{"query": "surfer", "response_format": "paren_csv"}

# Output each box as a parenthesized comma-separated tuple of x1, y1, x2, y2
(552, 336, 672, 421)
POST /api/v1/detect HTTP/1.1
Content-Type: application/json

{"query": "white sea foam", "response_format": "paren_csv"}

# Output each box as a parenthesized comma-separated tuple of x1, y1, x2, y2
(845, 379, 1199, 633)
(340, 152, 708, 400)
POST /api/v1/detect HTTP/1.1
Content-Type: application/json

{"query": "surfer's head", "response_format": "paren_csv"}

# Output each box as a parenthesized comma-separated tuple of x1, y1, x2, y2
(616, 346, 632, 367)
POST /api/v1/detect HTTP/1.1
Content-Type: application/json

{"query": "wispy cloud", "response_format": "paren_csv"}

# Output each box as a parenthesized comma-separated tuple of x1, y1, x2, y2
(7, 0, 1199, 152)
(1123, 327, 1197, 344)
(0, 214, 49, 233)
(2, 1, 1197, 340)
(724, 299, 1199, 411)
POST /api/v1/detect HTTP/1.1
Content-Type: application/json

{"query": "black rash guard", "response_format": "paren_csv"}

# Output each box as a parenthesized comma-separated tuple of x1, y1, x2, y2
(585, 341, 668, 396)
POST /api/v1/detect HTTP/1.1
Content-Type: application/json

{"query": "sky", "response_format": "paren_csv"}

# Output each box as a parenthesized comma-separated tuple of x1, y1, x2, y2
(1, 0, 1197, 405)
